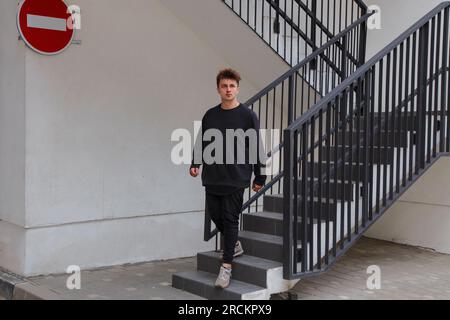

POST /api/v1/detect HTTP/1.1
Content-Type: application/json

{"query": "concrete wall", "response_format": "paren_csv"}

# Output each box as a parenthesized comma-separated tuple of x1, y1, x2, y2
(0, 0, 26, 227)
(365, 0, 445, 59)
(363, 0, 450, 253)
(0, 0, 27, 274)
(162, 0, 288, 91)
(0, 0, 287, 276)
(365, 157, 450, 254)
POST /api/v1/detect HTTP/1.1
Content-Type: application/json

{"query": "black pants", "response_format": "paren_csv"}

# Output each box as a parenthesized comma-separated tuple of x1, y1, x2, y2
(205, 189, 245, 264)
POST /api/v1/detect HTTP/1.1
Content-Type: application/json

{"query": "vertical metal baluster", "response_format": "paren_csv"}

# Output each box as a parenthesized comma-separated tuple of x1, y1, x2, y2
(355, 77, 361, 232)
(294, 74, 298, 119)
(333, 0, 336, 37)
(369, 66, 376, 220)
(269, 1, 273, 48)
(279, 81, 285, 193)
(363, 72, 370, 228)
(433, 13, 441, 159)
(317, 110, 323, 270)
(325, 106, 331, 265)
(333, 96, 339, 257)
(403, 37, 411, 188)
(447, 8, 450, 153)
(417, 23, 430, 171)
(293, 129, 299, 273)
(272, 87, 277, 194)
(302, 124, 308, 272)
(389, 47, 397, 200)
(284, 0, 287, 61)
(447, 7, 450, 153)
(340, 90, 347, 242)
(348, 84, 354, 234)
(376, 59, 383, 214)
(255, 0, 258, 32)
(291, 0, 294, 66)
(262, 0, 265, 41)
(383, 53, 391, 207)
(309, 118, 315, 271)
(441, 8, 449, 153)
(297, 0, 301, 64)
(396, 43, 404, 194)
(283, 126, 293, 278)
(427, 18, 436, 163)
(410, 33, 417, 180)
(247, 0, 250, 25)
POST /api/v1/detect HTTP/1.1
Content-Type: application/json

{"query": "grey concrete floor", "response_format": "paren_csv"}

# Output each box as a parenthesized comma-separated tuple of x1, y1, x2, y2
(291, 237, 450, 300)
(28, 256, 203, 300)
(10, 237, 450, 300)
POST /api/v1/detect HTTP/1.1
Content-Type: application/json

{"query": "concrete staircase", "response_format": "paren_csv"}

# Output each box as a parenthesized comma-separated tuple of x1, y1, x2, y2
(172, 111, 418, 300)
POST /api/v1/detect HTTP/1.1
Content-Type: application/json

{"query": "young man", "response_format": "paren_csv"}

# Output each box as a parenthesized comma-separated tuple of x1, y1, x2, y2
(190, 69, 267, 289)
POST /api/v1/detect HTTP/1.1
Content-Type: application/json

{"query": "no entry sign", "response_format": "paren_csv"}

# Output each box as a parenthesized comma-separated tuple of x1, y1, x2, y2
(17, 0, 75, 55)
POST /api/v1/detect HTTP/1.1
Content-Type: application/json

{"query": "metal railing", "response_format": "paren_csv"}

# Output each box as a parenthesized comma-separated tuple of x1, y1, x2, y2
(282, 2, 450, 279)
(223, 0, 367, 69)
(204, 11, 373, 242)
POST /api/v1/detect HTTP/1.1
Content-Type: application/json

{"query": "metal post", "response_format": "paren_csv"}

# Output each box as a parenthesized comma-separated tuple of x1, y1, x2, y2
(417, 23, 429, 170)
(283, 129, 294, 280)
(288, 74, 295, 125)
(358, 18, 367, 67)
(341, 34, 348, 80)
(310, 0, 318, 70)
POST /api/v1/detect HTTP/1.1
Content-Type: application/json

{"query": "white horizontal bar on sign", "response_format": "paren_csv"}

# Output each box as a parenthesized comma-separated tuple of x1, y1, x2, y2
(27, 14, 67, 32)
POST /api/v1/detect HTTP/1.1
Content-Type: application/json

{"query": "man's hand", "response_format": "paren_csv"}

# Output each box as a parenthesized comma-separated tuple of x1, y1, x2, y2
(190, 167, 200, 177)
(252, 183, 263, 193)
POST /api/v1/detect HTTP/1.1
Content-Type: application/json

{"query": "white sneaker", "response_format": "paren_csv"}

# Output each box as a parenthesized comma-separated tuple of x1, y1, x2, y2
(215, 266, 232, 289)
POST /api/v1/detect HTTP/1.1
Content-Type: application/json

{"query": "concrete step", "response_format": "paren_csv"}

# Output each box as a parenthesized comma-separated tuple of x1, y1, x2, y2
(242, 211, 327, 238)
(311, 162, 366, 182)
(323, 146, 395, 164)
(237, 230, 302, 263)
(353, 112, 417, 131)
(335, 131, 409, 148)
(172, 270, 269, 300)
(263, 194, 337, 219)
(296, 178, 355, 201)
(197, 251, 292, 292)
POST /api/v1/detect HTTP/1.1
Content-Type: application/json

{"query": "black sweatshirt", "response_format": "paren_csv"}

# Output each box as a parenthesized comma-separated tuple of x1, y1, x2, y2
(191, 104, 267, 193)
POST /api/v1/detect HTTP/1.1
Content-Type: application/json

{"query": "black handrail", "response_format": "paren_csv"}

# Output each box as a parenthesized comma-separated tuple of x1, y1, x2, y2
(283, 2, 450, 279)
(288, 1, 450, 131)
(223, 0, 367, 71)
(203, 6, 372, 242)
(241, 12, 373, 210)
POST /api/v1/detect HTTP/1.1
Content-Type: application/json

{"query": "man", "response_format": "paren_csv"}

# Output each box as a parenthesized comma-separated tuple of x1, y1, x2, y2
(190, 68, 267, 289)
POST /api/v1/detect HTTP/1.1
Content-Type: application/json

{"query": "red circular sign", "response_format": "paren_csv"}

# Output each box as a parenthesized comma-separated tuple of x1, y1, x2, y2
(17, 0, 74, 55)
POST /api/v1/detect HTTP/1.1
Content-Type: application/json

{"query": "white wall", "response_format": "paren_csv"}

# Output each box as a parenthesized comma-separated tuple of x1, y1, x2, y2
(366, 157, 450, 254)
(0, 0, 26, 227)
(24, 0, 266, 229)
(365, 0, 445, 59)
(162, 0, 288, 91)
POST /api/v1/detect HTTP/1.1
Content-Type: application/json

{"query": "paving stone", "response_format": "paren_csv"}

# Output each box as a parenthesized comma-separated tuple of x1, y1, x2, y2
(292, 237, 450, 300)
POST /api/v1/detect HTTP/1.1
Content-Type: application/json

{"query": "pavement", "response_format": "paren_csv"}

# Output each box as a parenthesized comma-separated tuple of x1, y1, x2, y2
(1, 237, 450, 300)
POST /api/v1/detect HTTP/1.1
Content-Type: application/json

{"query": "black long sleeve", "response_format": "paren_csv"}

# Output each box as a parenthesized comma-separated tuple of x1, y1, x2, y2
(190, 104, 267, 189)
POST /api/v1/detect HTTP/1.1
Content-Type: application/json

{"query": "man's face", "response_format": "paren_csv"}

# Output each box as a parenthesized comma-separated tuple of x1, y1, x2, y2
(217, 78, 240, 102)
